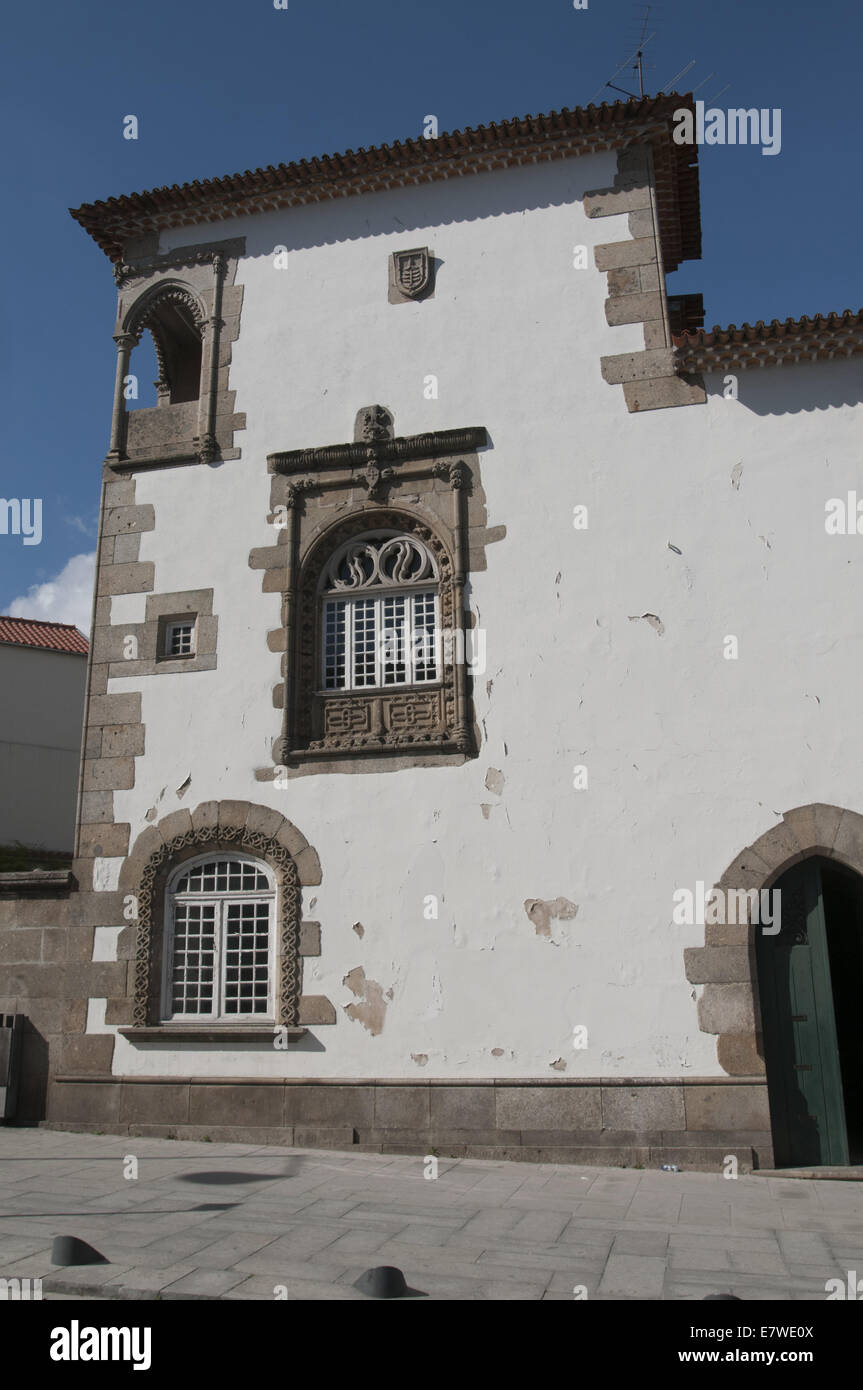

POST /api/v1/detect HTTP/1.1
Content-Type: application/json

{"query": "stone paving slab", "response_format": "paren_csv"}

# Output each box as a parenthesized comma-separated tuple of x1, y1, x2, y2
(0, 1128, 861, 1301)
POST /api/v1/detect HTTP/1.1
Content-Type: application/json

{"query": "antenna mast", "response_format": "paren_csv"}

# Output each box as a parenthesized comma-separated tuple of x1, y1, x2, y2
(594, 7, 656, 102)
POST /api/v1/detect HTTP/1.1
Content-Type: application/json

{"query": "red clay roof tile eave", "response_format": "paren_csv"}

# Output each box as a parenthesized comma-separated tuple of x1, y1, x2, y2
(672, 309, 863, 368)
(0, 615, 89, 655)
(69, 92, 702, 271)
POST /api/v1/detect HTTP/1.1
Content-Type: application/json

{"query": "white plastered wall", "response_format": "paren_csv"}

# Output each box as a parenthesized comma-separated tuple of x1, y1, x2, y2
(91, 151, 862, 1080)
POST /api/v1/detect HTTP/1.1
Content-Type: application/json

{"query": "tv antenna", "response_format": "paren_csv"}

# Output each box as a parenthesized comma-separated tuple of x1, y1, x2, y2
(594, 6, 656, 102)
(657, 64, 732, 103)
(594, 7, 731, 105)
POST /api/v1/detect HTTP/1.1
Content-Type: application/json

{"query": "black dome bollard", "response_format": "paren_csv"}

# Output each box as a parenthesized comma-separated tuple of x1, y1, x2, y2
(51, 1235, 108, 1266)
(703, 1293, 741, 1300)
(353, 1266, 425, 1299)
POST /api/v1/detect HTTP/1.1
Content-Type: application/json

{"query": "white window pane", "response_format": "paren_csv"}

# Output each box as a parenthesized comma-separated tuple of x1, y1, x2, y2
(167, 622, 194, 656)
(381, 595, 408, 685)
(169, 857, 273, 1020)
(172, 903, 216, 1014)
(412, 592, 438, 682)
(323, 600, 347, 689)
(352, 598, 377, 688)
(223, 902, 271, 1015)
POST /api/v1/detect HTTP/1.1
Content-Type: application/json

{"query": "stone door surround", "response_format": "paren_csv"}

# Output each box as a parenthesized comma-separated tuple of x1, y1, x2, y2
(686, 803, 863, 1077)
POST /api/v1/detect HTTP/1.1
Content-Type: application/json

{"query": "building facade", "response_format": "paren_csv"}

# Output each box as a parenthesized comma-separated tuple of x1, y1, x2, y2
(0, 617, 88, 853)
(5, 93, 862, 1168)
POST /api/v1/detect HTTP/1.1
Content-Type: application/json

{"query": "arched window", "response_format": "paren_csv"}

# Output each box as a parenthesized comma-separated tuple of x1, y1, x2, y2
(162, 854, 276, 1021)
(285, 508, 469, 759)
(319, 531, 440, 691)
(127, 284, 204, 407)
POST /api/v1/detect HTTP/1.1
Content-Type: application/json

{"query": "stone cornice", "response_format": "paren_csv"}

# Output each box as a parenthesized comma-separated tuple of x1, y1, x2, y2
(0, 870, 76, 893)
(70, 94, 701, 274)
(112, 237, 246, 287)
(268, 426, 487, 476)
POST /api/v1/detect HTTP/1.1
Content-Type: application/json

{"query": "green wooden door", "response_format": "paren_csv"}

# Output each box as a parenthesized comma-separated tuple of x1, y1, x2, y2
(756, 858, 849, 1167)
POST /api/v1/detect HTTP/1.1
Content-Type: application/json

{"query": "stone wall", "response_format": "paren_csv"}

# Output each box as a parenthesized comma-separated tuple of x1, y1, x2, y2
(48, 1075, 772, 1171)
(0, 874, 81, 1122)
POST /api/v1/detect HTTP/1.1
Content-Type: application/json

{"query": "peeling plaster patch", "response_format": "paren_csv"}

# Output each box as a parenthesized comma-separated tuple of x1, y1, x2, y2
(176, 773, 192, 799)
(491, 1048, 504, 1057)
(667, 541, 682, 555)
(486, 678, 493, 698)
(480, 803, 493, 820)
(411, 1053, 428, 1067)
(524, 896, 579, 940)
(731, 461, 743, 490)
(93, 857, 124, 892)
(309, 897, 317, 910)
(385, 987, 394, 1001)
(485, 767, 505, 795)
(628, 613, 665, 636)
(352, 921, 365, 938)
(342, 966, 388, 1035)
(550, 1058, 567, 1072)
(145, 807, 158, 823)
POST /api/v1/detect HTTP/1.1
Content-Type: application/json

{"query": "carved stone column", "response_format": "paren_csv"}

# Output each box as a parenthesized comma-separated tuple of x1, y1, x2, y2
(196, 253, 225, 464)
(448, 461, 471, 752)
(107, 332, 138, 461)
(278, 480, 312, 763)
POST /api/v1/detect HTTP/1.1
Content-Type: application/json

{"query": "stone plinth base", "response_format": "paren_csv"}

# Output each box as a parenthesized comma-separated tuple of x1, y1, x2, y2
(47, 1075, 774, 1171)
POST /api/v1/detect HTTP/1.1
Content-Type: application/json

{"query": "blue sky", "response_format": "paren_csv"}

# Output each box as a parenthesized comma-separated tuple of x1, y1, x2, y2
(2, 0, 860, 631)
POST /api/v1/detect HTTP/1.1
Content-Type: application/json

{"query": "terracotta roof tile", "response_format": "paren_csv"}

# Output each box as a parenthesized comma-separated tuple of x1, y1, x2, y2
(673, 310, 863, 371)
(0, 615, 89, 655)
(70, 93, 701, 273)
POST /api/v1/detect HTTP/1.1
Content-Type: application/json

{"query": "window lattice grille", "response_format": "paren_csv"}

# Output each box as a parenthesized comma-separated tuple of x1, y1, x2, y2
(167, 621, 195, 657)
(166, 857, 274, 1021)
(171, 902, 216, 1015)
(320, 532, 440, 692)
(322, 592, 439, 690)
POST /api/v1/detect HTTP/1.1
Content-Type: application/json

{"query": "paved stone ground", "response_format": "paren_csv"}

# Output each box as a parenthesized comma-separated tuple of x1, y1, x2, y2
(0, 1129, 861, 1301)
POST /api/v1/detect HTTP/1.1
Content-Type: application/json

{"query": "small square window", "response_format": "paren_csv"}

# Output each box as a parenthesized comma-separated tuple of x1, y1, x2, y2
(162, 617, 197, 659)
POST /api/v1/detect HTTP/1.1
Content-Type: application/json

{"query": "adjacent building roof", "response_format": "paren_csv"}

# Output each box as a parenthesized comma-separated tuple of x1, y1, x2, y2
(673, 310, 863, 371)
(70, 93, 701, 273)
(0, 615, 89, 655)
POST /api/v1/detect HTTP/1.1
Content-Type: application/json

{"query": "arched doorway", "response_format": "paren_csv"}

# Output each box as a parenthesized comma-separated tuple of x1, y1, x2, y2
(756, 856, 863, 1166)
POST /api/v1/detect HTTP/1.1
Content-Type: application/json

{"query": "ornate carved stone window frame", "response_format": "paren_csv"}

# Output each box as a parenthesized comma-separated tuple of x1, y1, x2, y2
(256, 412, 495, 771)
(123, 818, 305, 1031)
(296, 508, 459, 757)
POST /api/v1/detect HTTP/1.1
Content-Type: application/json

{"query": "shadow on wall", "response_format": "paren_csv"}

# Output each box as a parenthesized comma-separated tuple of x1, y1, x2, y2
(704, 358, 863, 416)
(232, 151, 618, 258)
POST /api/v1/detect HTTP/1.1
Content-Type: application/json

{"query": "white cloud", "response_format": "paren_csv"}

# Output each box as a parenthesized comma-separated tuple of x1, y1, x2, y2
(7, 552, 96, 635)
(64, 514, 97, 538)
